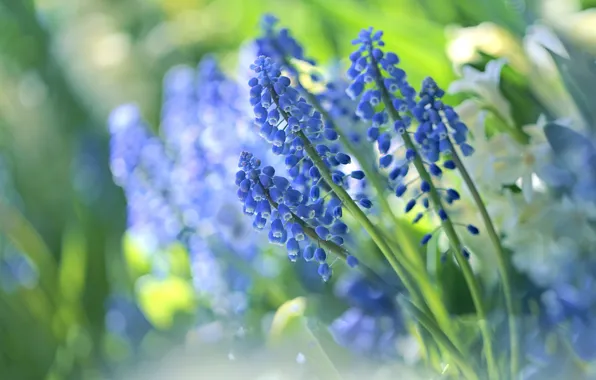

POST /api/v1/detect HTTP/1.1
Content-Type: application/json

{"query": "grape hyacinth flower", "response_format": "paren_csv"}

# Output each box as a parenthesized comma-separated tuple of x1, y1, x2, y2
(346, 27, 502, 377)
(109, 104, 182, 251)
(346, 28, 479, 248)
(256, 14, 317, 77)
(254, 16, 391, 214)
(109, 57, 272, 317)
(236, 56, 375, 281)
(101, 14, 596, 380)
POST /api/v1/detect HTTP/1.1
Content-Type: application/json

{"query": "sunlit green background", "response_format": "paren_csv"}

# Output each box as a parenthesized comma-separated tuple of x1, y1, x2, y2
(1, 0, 595, 379)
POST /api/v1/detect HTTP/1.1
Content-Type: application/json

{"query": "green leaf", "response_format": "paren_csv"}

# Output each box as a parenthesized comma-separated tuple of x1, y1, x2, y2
(268, 297, 344, 380)
(452, 314, 482, 355)
(546, 35, 596, 131)
(437, 253, 475, 315)
(59, 224, 87, 303)
(397, 295, 479, 380)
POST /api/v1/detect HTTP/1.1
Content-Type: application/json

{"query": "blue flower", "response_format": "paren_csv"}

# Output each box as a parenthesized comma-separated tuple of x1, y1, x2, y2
(109, 56, 270, 315)
(329, 273, 405, 358)
(254, 16, 379, 206)
(233, 56, 379, 281)
(347, 27, 479, 244)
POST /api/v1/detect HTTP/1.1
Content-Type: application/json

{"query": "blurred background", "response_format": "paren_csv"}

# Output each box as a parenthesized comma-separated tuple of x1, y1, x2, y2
(1, 0, 595, 379)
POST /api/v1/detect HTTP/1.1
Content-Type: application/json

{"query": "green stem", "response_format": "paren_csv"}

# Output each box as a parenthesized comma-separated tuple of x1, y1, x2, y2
(284, 56, 424, 271)
(302, 89, 424, 265)
(373, 66, 498, 379)
(399, 296, 479, 380)
(258, 165, 395, 291)
(268, 74, 464, 366)
(296, 132, 410, 285)
(267, 85, 428, 301)
(450, 146, 519, 378)
(287, 70, 462, 354)
(291, 127, 462, 363)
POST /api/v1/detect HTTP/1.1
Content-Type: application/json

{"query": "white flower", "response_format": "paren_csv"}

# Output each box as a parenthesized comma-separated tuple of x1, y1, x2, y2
(459, 104, 551, 202)
(499, 193, 575, 286)
(448, 58, 513, 126)
(498, 191, 596, 287)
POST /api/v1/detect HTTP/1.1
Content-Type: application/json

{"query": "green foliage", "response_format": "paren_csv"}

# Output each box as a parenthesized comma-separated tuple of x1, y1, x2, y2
(547, 34, 596, 131)
(1, 0, 596, 379)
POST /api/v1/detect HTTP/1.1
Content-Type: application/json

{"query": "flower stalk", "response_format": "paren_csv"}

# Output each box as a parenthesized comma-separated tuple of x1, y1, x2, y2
(371, 58, 499, 380)
(449, 145, 519, 378)
(266, 84, 473, 374)
(279, 54, 424, 271)
(273, 57, 468, 363)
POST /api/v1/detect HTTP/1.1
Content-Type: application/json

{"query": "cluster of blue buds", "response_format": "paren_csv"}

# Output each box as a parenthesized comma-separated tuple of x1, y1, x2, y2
(236, 150, 353, 282)
(255, 15, 359, 130)
(254, 16, 376, 201)
(346, 28, 479, 246)
(256, 14, 316, 76)
(108, 104, 182, 249)
(235, 56, 374, 281)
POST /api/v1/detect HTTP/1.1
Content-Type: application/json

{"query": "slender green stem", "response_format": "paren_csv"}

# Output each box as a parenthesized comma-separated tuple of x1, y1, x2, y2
(285, 69, 463, 354)
(399, 296, 479, 380)
(372, 64, 498, 379)
(267, 86, 428, 304)
(449, 146, 519, 378)
(405, 133, 498, 380)
(267, 75, 466, 367)
(303, 89, 426, 264)
(297, 129, 411, 280)
(284, 57, 424, 271)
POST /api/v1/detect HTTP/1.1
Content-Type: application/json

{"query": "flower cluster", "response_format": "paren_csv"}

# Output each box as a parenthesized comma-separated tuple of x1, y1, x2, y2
(346, 28, 479, 247)
(108, 57, 271, 315)
(235, 56, 374, 281)
(109, 104, 181, 250)
(254, 16, 378, 206)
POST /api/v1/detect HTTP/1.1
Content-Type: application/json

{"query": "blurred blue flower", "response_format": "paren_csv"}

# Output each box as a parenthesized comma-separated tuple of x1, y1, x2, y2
(329, 273, 404, 358)
(109, 56, 272, 316)
(542, 122, 596, 204)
